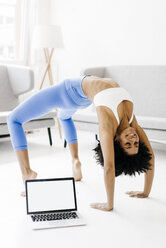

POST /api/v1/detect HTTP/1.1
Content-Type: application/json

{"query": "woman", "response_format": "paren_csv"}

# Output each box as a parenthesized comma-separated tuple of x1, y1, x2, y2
(7, 75, 154, 211)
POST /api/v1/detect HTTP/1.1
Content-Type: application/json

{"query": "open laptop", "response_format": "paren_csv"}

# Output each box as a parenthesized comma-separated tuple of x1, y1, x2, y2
(25, 177, 86, 230)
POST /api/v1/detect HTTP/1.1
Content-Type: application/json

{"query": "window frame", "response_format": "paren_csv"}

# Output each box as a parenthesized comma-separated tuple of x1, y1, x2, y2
(0, 0, 29, 65)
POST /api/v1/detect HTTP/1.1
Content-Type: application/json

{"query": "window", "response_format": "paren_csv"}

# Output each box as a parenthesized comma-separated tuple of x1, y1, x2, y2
(0, 0, 26, 62)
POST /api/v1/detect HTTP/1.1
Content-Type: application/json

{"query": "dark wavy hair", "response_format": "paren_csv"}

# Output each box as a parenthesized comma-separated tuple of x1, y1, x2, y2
(93, 139, 152, 177)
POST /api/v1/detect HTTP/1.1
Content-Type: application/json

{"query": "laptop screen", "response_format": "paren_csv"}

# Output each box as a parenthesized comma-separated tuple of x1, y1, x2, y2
(26, 178, 77, 214)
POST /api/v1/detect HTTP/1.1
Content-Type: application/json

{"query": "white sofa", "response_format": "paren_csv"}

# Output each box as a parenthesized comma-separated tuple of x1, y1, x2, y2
(0, 64, 57, 145)
(72, 66, 166, 143)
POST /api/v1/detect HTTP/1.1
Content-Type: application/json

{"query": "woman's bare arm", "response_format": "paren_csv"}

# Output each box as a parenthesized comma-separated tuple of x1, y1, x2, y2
(91, 122, 115, 211)
(127, 116, 155, 197)
(135, 124, 154, 196)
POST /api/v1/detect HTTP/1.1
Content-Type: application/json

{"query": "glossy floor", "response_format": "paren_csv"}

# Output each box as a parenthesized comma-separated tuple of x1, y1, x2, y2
(0, 128, 166, 248)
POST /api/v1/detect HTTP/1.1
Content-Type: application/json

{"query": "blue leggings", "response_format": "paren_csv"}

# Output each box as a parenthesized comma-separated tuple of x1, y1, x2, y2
(7, 76, 92, 151)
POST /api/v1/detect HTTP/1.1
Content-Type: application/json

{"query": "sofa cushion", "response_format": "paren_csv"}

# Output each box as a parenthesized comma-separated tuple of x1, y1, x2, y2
(73, 109, 98, 124)
(136, 116, 166, 130)
(23, 119, 55, 131)
(0, 119, 56, 135)
(73, 109, 166, 131)
(0, 111, 57, 124)
(103, 66, 166, 119)
(0, 66, 19, 111)
(82, 66, 166, 119)
(0, 111, 10, 123)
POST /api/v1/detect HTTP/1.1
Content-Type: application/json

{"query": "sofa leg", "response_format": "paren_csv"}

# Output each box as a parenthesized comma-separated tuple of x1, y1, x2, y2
(0, 134, 10, 138)
(47, 127, 52, 146)
(64, 139, 67, 148)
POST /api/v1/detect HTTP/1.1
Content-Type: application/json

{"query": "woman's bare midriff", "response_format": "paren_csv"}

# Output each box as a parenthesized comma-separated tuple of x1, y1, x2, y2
(82, 76, 133, 129)
(82, 76, 119, 101)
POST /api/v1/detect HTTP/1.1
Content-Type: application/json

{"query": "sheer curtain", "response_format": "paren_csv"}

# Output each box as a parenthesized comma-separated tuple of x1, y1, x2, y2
(0, 0, 38, 64)
(25, 0, 38, 66)
(18, 0, 38, 101)
(29, 0, 57, 90)
(23, 0, 52, 92)
(0, 0, 23, 62)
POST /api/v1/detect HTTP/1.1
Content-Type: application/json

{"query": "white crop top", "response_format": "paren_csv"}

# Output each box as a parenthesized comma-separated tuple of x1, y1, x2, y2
(94, 87, 134, 125)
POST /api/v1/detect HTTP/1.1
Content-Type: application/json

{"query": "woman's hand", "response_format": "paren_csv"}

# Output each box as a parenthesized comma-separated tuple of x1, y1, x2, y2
(90, 202, 113, 211)
(125, 191, 148, 198)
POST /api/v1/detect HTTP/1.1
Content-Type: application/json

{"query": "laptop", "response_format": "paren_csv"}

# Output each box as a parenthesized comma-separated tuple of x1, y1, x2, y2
(25, 177, 86, 230)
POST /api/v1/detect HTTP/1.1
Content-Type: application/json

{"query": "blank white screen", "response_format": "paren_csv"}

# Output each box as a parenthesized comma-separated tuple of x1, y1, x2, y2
(27, 180, 76, 213)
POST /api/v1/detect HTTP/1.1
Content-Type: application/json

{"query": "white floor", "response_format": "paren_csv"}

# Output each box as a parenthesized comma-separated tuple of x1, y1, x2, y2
(0, 128, 166, 248)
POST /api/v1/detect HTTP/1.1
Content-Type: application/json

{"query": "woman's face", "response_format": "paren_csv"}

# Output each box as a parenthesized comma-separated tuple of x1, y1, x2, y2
(118, 127, 139, 155)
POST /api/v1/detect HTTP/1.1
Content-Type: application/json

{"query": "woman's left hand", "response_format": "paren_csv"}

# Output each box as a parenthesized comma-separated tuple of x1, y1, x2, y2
(90, 202, 113, 211)
(125, 191, 148, 198)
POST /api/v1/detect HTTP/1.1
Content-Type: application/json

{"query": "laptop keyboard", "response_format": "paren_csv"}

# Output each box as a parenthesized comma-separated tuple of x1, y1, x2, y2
(31, 212, 79, 222)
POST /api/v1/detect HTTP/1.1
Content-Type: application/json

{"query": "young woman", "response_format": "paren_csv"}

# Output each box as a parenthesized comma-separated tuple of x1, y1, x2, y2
(7, 75, 154, 211)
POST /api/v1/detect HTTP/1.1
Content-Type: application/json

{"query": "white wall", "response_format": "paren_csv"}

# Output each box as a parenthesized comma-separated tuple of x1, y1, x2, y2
(49, 0, 166, 81)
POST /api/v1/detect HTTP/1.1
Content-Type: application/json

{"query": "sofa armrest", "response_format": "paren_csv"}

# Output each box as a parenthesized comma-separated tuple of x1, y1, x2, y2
(80, 66, 106, 77)
(7, 65, 34, 96)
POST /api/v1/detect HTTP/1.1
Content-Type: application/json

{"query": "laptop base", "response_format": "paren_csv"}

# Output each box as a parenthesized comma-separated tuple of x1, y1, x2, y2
(28, 212, 86, 230)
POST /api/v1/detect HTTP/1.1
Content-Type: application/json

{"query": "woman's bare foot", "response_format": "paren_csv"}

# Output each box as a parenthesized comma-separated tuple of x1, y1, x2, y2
(72, 158, 82, 181)
(22, 169, 38, 182)
(21, 170, 38, 197)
